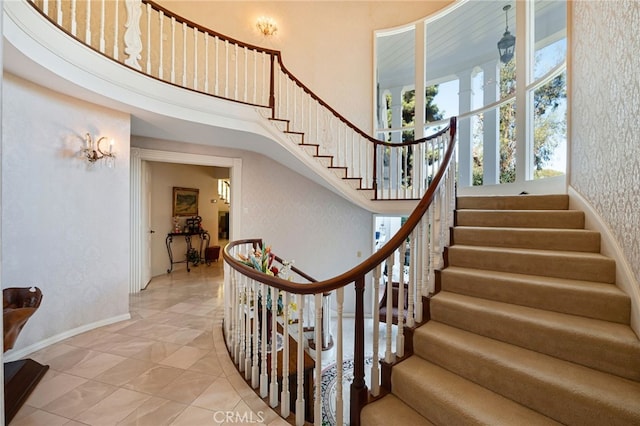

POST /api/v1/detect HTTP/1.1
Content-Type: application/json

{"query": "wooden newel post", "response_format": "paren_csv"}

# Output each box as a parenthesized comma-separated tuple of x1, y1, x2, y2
(269, 54, 276, 118)
(350, 276, 369, 426)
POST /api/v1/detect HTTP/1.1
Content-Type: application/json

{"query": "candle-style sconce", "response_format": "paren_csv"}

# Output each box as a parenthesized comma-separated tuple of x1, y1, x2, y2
(83, 133, 115, 167)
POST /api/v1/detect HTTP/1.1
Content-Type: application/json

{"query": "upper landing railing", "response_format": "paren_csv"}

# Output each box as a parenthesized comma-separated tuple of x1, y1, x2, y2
(27, 0, 455, 201)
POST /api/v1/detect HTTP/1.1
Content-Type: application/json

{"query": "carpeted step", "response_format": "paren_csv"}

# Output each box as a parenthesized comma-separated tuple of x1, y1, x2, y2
(438, 266, 630, 323)
(455, 209, 585, 228)
(446, 245, 616, 283)
(361, 393, 436, 426)
(430, 292, 640, 381)
(413, 322, 640, 425)
(457, 194, 569, 210)
(389, 356, 561, 426)
(452, 226, 601, 252)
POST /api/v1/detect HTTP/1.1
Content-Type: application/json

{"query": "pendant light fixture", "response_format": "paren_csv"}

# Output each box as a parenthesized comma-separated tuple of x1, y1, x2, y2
(497, 4, 516, 64)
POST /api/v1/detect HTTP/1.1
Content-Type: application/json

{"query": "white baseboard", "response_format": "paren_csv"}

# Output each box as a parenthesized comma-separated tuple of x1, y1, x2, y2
(568, 186, 640, 338)
(3, 313, 132, 362)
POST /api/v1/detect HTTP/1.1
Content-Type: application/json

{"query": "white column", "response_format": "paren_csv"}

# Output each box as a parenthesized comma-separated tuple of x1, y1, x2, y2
(457, 69, 473, 187)
(482, 60, 500, 185)
(390, 86, 403, 143)
(389, 86, 404, 190)
(414, 21, 426, 140)
(516, 0, 533, 183)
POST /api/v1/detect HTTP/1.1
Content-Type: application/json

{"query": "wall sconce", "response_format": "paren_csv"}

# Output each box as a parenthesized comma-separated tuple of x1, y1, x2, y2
(83, 133, 115, 167)
(256, 16, 277, 37)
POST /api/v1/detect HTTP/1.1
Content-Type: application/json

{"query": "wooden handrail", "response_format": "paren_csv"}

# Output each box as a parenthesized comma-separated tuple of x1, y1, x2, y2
(223, 116, 457, 294)
(144, 0, 280, 56)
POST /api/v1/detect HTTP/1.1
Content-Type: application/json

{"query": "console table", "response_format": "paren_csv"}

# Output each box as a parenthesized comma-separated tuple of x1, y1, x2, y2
(166, 231, 210, 273)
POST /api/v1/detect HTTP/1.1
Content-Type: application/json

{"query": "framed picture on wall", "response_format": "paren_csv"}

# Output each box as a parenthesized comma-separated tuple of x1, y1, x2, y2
(173, 187, 199, 217)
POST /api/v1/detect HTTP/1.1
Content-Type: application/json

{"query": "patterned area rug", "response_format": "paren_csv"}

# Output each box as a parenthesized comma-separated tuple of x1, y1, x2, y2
(321, 357, 374, 426)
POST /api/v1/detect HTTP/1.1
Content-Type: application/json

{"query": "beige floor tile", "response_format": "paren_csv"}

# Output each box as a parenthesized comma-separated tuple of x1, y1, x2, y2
(93, 358, 155, 386)
(117, 396, 187, 426)
(169, 405, 217, 426)
(158, 346, 210, 369)
(187, 330, 215, 350)
(131, 341, 182, 363)
(8, 409, 70, 426)
(24, 371, 87, 408)
(73, 388, 151, 425)
(155, 327, 204, 346)
(11, 263, 290, 426)
(43, 380, 118, 419)
(28, 343, 77, 365)
(123, 365, 184, 394)
(101, 335, 157, 358)
(9, 403, 38, 424)
(46, 347, 96, 372)
(64, 352, 126, 379)
(64, 329, 115, 349)
(156, 370, 218, 404)
(191, 377, 242, 412)
(188, 355, 224, 377)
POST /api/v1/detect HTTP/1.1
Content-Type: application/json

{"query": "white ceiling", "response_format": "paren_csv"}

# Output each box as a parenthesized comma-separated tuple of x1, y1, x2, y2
(376, 0, 566, 90)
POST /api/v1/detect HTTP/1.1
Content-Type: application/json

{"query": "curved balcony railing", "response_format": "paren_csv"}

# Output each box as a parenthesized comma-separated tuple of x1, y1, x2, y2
(224, 118, 457, 425)
(27, 0, 455, 201)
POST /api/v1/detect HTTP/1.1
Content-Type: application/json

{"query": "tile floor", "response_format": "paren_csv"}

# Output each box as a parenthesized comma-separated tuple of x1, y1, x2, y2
(11, 261, 289, 426)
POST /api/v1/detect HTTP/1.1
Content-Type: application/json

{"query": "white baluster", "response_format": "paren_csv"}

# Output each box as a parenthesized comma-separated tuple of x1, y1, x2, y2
(224, 40, 229, 98)
(204, 32, 209, 92)
(193, 27, 198, 90)
(99, 0, 106, 52)
(124, 0, 142, 71)
(182, 22, 187, 87)
(253, 50, 257, 104)
(243, 48, 248, 103)
(295, 294, 305, 426)
(85, 0, 91, 44)
(260, 284, 268, 398)
(170, 17, 176, 83)
(43, 0, 49, 16)
(158, 11, 164, 79)
(113, 0, 120, 60)
(56, 0, 62, 25)
(244, 279, 252, 379)
(336, 287, 345, 422)
(407, 228, 416, 327)
(215, 37, 220, 96)
(145, 3, 151, 74)
(314, 293, 322, 425)
(269, 286, 279, 407)
(397, 245, 405, 358)
(281, 292, 290, 418)
(370, 266, 380, 397)
(238, 276, 246, 372)
(233, 272, 240, 363)
(234, 44, 239, 100)
(70, 0, 76, 36)
(251, 281, 259, 389)
(262, 52, 267, 106)
(385, 255, 394, 363)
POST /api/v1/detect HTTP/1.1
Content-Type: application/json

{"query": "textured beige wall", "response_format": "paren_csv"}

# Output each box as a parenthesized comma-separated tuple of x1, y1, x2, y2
(2, 74, 131, 353)
(571, 0, 640, 286)
(155, 1, 452, 132)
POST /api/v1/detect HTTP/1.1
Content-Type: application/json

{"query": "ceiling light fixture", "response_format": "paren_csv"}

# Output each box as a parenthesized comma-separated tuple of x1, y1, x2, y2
(497, 5, 516, 64)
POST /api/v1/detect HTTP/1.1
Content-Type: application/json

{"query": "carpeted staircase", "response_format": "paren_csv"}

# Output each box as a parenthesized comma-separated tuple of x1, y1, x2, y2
(361, 194, 640, 425)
